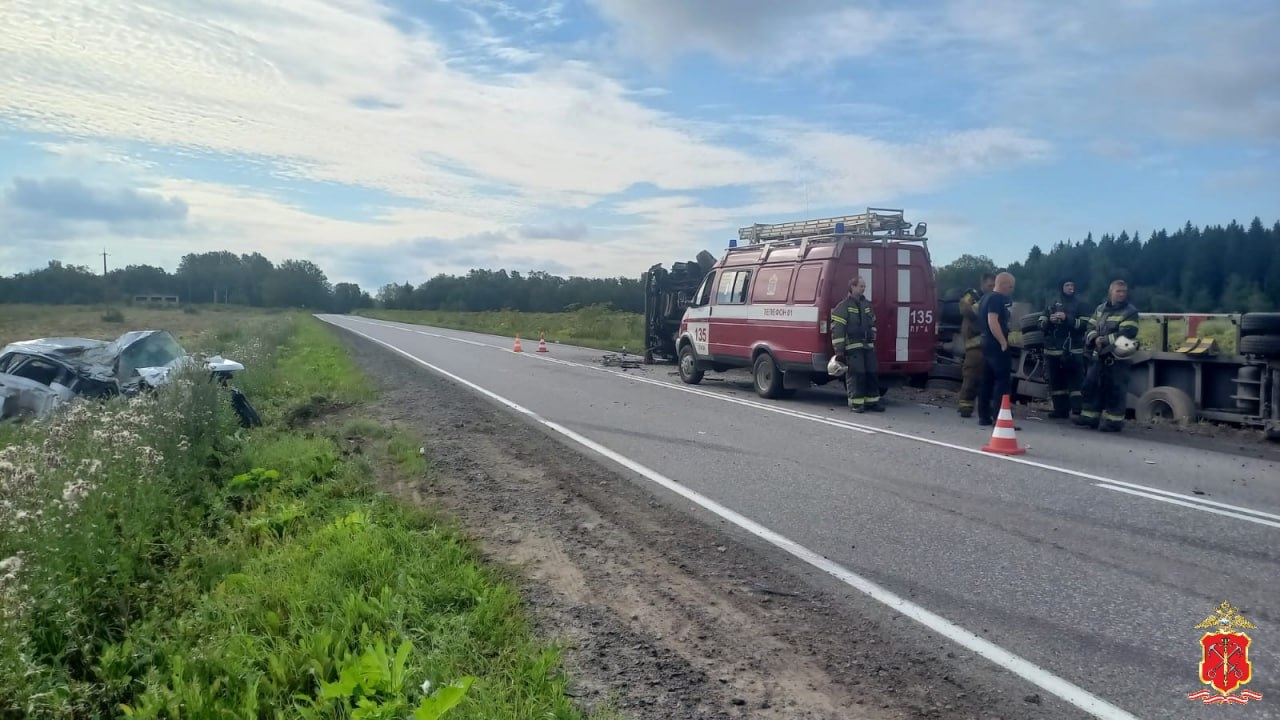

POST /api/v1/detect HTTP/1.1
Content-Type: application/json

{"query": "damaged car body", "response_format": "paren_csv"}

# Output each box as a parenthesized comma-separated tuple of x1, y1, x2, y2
(0, 330, 262, 427)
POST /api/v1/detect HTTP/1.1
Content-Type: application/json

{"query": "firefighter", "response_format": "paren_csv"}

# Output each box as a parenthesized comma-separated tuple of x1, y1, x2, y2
(956, 273, 996, 418)
(1074, 279, 1140, 432)
(831, 275, 883, 413)
(1037, 277, 1089, 418)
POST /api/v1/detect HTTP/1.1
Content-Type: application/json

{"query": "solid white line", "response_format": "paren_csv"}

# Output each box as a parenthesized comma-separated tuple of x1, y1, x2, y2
(1094, 484, 1280, 529)
(347, 317, 1280, 528)
(327, 318, 1142, 720)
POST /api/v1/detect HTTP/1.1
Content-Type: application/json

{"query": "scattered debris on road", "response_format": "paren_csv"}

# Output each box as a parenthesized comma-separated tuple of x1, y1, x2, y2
(600, 351, 642, 369)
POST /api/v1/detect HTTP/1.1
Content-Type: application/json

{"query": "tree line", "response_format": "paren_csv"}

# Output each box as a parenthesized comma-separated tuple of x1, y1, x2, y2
(2, 217, 1277, 315)
(934, 217, 1280, 312)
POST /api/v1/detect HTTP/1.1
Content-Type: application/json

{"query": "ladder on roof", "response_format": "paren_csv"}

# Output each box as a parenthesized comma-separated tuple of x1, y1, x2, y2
(737, 208, 913, 245)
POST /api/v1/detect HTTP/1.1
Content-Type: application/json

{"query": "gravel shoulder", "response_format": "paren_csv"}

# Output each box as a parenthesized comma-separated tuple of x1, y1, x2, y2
(333, 326, 1091, 720)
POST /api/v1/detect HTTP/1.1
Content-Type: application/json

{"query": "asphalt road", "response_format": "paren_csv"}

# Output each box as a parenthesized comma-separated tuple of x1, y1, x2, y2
(319, 314, 1280, 720)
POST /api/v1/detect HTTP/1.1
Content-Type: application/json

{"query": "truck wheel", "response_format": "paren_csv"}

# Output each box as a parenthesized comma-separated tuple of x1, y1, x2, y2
(1238, 334, 1280, 357)
(1240, 313, 1280, 335)
(1135, 386, 1196, 427)
(1019, 330, 1045, 348)
(752, 352, 784, 399)
(678, 345, 704, 384)
(1019, 312, 1043, 332)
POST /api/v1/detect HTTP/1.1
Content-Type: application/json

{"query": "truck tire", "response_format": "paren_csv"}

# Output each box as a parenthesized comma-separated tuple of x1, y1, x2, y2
(752, 352, 784, 399)
(1238, 334, 1280, 357)
(678, 344, 704, 384)
(940, 300, 962, 324)
(1240, 313, 1280, 336)
(1020, 312, 1043, 332)
(1135, 386, 1196, 426)
(1019, 330, 1045, 348)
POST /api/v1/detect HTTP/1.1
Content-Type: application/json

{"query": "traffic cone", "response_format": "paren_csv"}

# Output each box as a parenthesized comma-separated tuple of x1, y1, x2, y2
(536, 332, 548, 353)
(981, 394, 1026, 455)
(512, 334, 523, 352)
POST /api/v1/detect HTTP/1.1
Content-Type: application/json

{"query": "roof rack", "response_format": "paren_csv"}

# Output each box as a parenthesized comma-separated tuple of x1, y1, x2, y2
(737, 207, 917, 245)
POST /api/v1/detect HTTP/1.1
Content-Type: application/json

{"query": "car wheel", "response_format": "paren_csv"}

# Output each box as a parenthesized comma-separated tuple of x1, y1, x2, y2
(678, 344, 704, 385)
(753, 352, 783, 399)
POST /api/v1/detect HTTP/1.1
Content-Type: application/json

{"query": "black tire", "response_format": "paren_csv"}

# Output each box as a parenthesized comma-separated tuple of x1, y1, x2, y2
(1240, 313, 1280, 336)
(678, 344, 704, 384)
(231, 389, 263, 428)
(1238, 334, 1280, 357)
(931, 362, 964, 382)
(1019, 312, 1044, 332)
(1020, 330, 1045, 348)
(1134, 386, 1196, 426)
(940, 300, 962, 324)
(752, 352, 784, 399)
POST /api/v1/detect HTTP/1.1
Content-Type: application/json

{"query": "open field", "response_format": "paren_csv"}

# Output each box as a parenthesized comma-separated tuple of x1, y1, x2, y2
(357, 306, 644, 353)
(0, 303, 284, 349)
(0, 308, 606, 719)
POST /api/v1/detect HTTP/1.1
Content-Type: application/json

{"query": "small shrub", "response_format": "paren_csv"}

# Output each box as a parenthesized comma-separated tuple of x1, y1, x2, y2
(101, 308, 126, 323)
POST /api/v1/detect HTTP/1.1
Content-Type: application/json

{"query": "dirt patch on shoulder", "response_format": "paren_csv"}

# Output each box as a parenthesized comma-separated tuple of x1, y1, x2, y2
(333, 328, 1086, 720)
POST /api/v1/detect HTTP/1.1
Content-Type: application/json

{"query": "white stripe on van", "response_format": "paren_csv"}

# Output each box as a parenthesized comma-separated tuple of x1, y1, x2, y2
(896, 306, 910, 361)
(858, 247, 872, 264)
(897, 268, 912, 303)
(898, 248, 911, 266)
(861, 267, 873, 300)
(701, 305, 821, 322)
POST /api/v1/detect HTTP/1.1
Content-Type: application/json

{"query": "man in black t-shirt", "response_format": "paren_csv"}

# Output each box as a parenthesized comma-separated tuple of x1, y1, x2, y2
(976, 272, 1015, 425)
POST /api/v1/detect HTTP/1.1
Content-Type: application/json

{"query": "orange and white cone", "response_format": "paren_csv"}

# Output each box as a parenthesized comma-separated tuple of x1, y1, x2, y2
(512, 334, 524, 352)
(981, 394, 1026, 455)
(537, 332, 548, 352)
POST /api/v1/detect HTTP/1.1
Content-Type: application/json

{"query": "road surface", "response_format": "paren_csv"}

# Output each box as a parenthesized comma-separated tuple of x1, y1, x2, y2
(320, 314, 1280, 720)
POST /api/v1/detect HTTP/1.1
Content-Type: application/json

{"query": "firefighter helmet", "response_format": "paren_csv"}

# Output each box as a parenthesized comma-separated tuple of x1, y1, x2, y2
(827, 356, 847, 376)
(1113, 335, 1139, 358)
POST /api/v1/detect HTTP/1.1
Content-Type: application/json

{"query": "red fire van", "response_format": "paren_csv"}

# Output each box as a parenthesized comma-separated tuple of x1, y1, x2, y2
(675, 208, 938, 399)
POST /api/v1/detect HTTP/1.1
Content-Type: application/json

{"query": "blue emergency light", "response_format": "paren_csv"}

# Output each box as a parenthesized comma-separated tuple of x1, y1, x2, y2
(728, 237, 737, 248)
(835, 221, 845, 234)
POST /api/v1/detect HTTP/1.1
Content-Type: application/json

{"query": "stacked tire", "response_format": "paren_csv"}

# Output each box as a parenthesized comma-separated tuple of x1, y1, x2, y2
(1017, 312, 1045, 349)
(1239, 313, 1280, 357)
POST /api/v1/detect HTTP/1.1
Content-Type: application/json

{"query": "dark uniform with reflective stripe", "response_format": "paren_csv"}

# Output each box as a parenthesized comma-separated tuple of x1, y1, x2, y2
(831, 293, 882, 412)
(1037, 280, 1089, 418)
(1075, 299, 1140, 431)
(956, 287, 985, 417)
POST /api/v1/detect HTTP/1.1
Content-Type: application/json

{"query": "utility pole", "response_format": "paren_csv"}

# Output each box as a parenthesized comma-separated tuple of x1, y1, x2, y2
(101, 248, 109, 276)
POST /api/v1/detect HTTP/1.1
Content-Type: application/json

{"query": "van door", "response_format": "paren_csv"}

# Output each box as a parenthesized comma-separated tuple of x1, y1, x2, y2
(684, 270, 716, 358)
(710, 267, 752, 360)
(882, 245, 936, 369)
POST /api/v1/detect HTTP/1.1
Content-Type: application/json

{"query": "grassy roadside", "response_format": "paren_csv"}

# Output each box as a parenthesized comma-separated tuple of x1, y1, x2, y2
(358, 307, 644, 353)
(0, 313, 610, 719)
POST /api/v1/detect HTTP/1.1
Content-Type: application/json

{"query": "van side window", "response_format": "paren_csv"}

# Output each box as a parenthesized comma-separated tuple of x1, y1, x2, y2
(792, 264, 822, 303)
(692, 272, 715, 306)
(716, 269, 751, 305)
(751, 266, 793, 303)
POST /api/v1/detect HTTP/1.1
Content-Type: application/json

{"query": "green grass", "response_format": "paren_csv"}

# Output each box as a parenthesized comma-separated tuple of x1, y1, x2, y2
(358, 306, 644, 353)
(0, 313, 609, 720)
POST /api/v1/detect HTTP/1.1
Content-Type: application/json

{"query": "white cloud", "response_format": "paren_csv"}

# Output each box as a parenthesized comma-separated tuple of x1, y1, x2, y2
(1, 0, 1063, 285)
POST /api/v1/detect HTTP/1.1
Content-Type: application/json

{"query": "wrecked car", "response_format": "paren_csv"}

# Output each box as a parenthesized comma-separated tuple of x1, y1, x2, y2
(0, 330, 262, 427)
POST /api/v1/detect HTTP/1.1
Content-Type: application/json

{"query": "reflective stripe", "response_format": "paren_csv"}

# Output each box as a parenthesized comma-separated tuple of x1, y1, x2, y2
(1051, 390, 1069, 397)
(1102, 412, 1125, 421)
(1080, 410, 1100, 418)
(1070, 391, 1082, 397)
(845, 342, 873, 350)
(831, 315, 847, 325)
(1045, 349, 1063, 356)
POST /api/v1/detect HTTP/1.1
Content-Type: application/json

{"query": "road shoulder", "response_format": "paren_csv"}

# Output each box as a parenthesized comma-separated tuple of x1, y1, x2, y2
(333, 325, 1088, 720)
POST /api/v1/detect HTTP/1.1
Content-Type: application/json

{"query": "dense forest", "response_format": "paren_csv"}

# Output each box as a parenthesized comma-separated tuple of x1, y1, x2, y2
(1, 217, 1277, 314)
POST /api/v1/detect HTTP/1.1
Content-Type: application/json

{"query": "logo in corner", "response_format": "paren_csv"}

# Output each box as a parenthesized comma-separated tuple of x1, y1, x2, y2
(1187, 601, 1264, 705)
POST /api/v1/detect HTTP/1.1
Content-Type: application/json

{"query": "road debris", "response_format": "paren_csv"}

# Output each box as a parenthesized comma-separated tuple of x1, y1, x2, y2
(601, 351, 642, 369)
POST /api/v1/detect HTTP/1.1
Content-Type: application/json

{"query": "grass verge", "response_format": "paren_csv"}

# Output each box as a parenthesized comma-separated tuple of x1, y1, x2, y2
(357, 306, 643, 353)
(0, 313, 606, 720)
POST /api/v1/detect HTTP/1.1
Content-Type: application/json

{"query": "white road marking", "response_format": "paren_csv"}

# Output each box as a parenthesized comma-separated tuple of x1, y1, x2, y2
(1095, 484, 1280, 529)
(344, 317, 1280, 528)
(328, 318, 1142, 720)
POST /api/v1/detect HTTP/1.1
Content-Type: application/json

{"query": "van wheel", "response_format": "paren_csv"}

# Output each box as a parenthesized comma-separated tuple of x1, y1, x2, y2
(753, 353, 784, 399)
(678, 345, 704, 384)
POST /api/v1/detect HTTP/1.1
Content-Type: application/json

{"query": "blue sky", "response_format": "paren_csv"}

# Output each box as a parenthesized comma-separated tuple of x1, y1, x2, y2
(1, 0, 1277, 291)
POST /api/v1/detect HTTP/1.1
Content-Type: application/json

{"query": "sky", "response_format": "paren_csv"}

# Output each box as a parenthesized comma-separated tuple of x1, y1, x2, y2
(1, 0, 1277, 291)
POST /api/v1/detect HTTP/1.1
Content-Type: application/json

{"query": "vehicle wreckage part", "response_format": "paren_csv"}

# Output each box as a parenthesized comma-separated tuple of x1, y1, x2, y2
(1238, 334, 1280, 357)
(1239, 312, 1280, 336)
(1134, 386, 1196, 426)
(231, 388, 263, 428)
